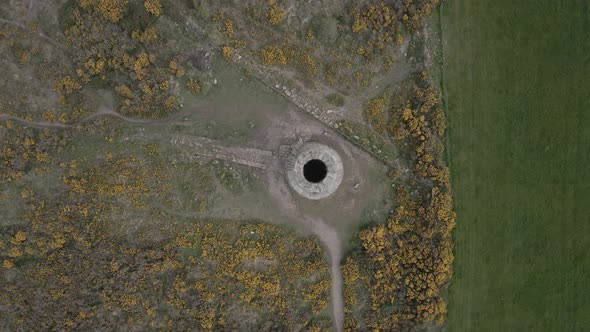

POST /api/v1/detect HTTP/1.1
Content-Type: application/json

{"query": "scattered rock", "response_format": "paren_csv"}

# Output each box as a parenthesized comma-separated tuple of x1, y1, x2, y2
(188, 49, 212, 71)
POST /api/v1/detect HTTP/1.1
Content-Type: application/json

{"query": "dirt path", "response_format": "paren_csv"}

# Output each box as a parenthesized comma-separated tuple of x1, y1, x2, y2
(0, 106, 179, 129)
(0, 17, 67, 50)
(265, 155, 344, 332)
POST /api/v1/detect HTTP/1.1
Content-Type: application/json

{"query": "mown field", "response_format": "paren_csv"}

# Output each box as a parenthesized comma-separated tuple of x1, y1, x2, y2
(442, 0, 590, 330)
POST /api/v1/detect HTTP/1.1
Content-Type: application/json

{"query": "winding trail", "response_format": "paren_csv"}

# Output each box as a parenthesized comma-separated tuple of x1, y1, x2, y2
(0, 17, 67, 50)
(0, 106, 179, 129)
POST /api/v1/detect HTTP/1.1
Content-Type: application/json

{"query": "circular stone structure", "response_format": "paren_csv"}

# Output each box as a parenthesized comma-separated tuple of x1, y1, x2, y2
(286, 142, 344, 200)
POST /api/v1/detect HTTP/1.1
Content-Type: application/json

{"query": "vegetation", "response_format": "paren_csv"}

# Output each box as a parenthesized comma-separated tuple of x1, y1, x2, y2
(0, 123, 331, 330)
(443, 0, 590, 330)
(186, 78, 201, 95)
(1, 0, 334, 329)
(325, 93, 345, 107)
(363, 95, 387, 133)
(266, 1, 286, 26)
(64, 0, 181, 118)
(343, 71, 454, 330)
(144, 0, 162, 16)
(351, 0, 439, 56)
(259, 44, 289, 66)
(0, 0, 462, 330)
(0, 124, 69, 183)
(206, 0, 440, 94)
(351, 1, 403, 53)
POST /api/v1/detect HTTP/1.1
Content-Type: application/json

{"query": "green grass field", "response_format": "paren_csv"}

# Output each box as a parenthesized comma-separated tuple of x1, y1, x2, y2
(441, 0, 590, 330)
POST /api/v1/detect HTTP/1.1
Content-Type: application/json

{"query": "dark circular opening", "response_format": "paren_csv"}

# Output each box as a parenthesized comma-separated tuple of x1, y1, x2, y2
(303, 159, 328, 183)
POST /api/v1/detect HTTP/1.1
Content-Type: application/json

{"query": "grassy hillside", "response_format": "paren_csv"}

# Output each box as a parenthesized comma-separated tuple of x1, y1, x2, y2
(441, 0, 590, 330)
